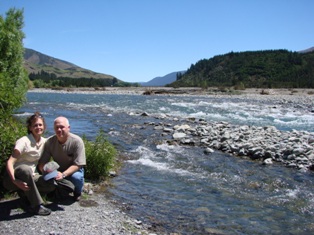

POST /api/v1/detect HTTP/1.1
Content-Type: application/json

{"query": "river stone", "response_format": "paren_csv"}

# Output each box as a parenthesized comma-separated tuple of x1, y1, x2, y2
(293, 147, 305, 155)
(263, 158, 273, 165)
(174, 124, 191, 131)
(204, 147, 214, 154)
(163, 127, 173, 132)
(140, 112, 149, 116)
(173, 132, 187, 139)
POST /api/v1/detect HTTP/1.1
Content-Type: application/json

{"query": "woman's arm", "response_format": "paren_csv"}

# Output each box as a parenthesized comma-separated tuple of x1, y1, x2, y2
(6, 149, 30, 191)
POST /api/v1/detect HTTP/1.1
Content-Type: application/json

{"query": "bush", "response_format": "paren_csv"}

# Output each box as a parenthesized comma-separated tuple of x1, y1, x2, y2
(0, 115, 26, 194)
(83, 130, 117, 181)
(234, 82, 246, 90)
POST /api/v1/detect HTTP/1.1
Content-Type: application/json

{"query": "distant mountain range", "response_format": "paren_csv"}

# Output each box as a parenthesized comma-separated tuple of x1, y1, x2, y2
(140, 71, 186, 87)
(298, 47, 314, 54)
(24, 47, 314, 88)
(24, 48, 184, 86)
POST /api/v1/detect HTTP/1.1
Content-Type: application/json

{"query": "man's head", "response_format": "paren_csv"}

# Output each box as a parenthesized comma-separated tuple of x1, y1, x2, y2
(54, 116, 70, 143)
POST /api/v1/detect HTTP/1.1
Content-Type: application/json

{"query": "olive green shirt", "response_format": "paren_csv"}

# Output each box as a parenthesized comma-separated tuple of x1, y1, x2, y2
(40, 133, 86, 172)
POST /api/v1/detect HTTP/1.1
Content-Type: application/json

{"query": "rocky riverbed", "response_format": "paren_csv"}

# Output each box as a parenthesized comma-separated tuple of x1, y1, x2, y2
(138, 87, 314, 171)
(146, 119, 314, 171)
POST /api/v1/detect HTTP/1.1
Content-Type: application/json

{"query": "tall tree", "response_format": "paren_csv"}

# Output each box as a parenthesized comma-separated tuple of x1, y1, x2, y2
(0, 8, 28, 115)
(0, 8, 28, 182)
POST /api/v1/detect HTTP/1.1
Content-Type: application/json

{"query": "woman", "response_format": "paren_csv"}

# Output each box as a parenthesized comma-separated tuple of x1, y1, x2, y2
(3, 112, 55, 216)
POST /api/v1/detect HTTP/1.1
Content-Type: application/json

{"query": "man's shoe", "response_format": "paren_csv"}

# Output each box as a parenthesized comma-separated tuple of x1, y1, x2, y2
(29, 205, 51, 216)
(73, 192, 81, 201)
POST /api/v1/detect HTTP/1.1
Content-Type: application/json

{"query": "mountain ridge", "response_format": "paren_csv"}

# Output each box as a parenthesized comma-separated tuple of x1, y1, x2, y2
(140, 71, 186, 87)
(24, 48, 116, 80)
(169, 48, 314, 88)
(24, 46, 314, 88)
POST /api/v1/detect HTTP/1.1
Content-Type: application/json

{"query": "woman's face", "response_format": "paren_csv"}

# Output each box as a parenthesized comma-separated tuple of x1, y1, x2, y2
(29, 118, 45, 137)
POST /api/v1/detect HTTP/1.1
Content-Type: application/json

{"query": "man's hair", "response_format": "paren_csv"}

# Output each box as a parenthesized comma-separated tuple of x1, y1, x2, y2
(54, 116, 70, 126)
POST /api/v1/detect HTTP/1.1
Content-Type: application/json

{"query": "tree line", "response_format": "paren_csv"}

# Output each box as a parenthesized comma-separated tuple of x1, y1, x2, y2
(29, 70, 119, 87)
(28, 70, 141, 88)
(170, 49, 314, 89)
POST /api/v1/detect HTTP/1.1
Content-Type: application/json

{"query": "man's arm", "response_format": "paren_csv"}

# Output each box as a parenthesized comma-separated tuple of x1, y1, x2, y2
(55, 165, 80, 180)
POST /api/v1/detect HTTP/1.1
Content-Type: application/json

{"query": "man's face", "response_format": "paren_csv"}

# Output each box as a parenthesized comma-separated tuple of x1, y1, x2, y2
(54, 117, 70, 140)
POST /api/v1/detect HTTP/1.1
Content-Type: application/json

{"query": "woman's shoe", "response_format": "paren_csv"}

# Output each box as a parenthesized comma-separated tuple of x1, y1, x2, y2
(29, 204, 51, 216)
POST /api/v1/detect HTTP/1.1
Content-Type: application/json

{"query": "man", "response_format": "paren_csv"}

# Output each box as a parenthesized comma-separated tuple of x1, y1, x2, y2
(39, 116, 86, 201)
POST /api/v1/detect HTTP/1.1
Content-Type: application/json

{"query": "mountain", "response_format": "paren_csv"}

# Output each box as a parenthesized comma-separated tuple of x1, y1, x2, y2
(24, 48, 116, 80)
(169, 49, 314, 88)
(141, 71, 186, 87)
(298, 47, 314, 54)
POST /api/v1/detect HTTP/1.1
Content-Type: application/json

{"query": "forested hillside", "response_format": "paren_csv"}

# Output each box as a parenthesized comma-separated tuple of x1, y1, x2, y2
(169, 49, 314, 88)
(24, 48, 134, 87)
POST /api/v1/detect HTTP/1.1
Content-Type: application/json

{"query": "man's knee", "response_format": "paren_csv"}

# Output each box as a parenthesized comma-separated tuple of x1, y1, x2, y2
(71, 169, 84, 182)
(69, 169, 84, 193)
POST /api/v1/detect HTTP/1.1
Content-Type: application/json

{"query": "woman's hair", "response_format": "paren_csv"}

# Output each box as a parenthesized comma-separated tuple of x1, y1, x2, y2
(26, 112, 46, 134)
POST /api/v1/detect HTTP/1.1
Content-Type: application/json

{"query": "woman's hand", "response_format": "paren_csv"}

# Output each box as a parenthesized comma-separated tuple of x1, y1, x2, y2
(13, 179, 30, 191)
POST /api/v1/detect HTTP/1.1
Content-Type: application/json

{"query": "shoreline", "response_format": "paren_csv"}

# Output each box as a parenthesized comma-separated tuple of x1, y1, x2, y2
(29, 87, 314, 96)
(28, 87, 314, 114)
(0, 191, 155, 235)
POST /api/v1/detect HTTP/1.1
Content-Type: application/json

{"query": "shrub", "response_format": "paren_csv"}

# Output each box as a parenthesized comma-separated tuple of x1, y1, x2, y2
(0, 115, 26, 195)
(83, 130, 117, 181)
(234, 82, 246, 90)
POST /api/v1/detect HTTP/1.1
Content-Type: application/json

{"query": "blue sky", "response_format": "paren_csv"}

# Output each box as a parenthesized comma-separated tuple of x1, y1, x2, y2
(1, 0, 313, 83)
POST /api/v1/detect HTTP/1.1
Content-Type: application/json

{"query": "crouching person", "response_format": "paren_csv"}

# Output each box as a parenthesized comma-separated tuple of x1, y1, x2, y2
(2, 112, 56, 216)
(38, 116, 86, 201)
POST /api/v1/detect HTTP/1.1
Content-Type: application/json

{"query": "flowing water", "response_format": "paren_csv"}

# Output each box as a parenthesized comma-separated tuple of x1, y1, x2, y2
(18, 91, 314, 235)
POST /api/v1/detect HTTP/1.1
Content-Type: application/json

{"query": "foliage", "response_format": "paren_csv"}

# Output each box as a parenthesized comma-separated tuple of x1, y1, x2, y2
(0, 8, 28, 189)
(0, 118, 26, 184)
(169, 50, 314, 88)
(28, 70, 141, 88)
(83, 130, 117, 181)
(0, 8, 28, 115)
(29, 70, 117, 87)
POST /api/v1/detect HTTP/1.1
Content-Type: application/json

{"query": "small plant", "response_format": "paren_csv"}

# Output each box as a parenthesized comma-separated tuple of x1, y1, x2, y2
(83, 130, 117, 181)
(143, 88, 153, 95)
(234, 82, 246, 90)
(218, 87, 228, 92)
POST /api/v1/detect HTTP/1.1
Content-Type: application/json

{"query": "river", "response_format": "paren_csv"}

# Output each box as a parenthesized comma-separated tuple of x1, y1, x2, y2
(18, 91, 314, 235)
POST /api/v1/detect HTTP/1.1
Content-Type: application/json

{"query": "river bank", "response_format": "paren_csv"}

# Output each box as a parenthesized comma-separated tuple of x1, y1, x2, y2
(0, 190, 156, 235)
(29, 87, 314, 112)
(29, 87, 314, 97)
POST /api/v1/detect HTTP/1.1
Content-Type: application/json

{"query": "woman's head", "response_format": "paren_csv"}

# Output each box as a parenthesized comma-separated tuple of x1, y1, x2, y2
(26, 112, 46, 135)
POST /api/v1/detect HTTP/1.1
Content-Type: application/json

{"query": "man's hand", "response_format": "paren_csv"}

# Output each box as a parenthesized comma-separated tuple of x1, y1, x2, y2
(55, 171, 64, 181)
